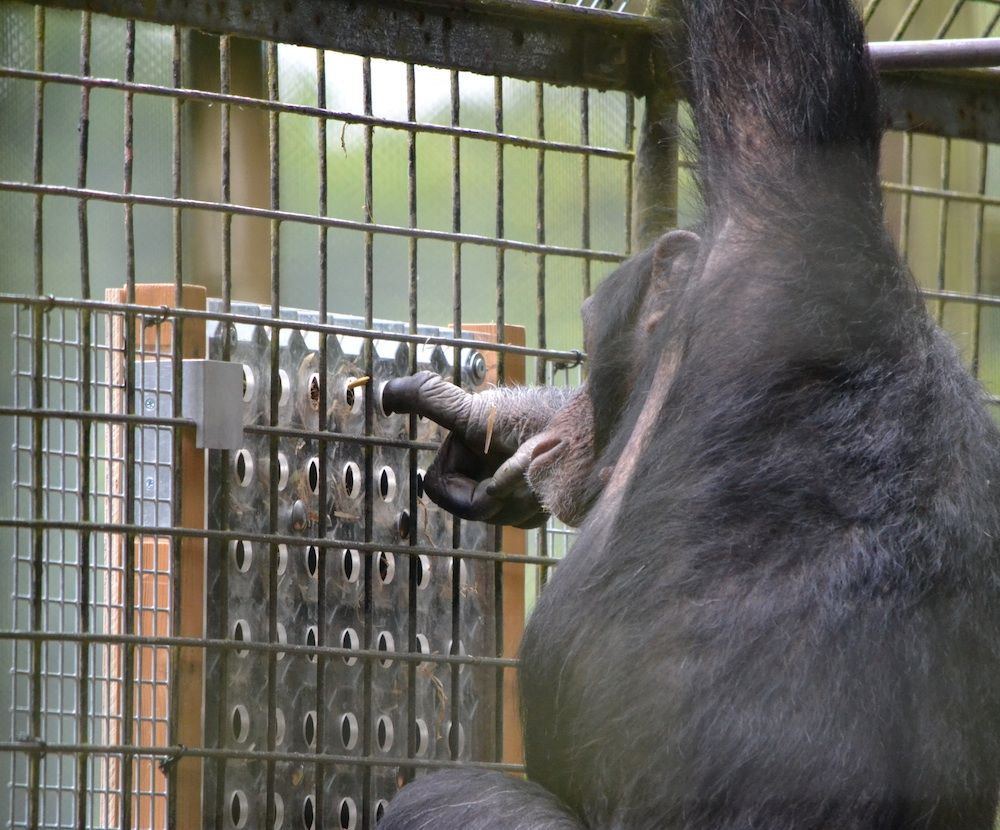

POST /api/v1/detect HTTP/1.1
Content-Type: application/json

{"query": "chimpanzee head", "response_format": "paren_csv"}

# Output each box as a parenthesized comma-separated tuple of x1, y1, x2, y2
(526, 229, 702, 526)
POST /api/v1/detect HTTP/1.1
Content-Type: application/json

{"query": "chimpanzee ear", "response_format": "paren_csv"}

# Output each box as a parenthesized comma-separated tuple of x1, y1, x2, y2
(651, 229, 701, 290)
(643, 229, 701, 332)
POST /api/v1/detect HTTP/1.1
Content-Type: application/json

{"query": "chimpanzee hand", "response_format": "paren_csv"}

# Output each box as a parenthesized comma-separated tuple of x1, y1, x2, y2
(381, 371, 568, 528)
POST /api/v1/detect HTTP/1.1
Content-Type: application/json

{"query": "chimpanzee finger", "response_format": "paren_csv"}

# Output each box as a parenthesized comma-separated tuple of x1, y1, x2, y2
(487, 434, 545, 498)
(380, 371, 472, 434)
(424, 466, 546, 528)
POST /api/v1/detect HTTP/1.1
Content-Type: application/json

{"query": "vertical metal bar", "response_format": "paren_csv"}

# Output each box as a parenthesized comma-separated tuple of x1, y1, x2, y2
(935, 138, 952, 325)
(361, 54, 375, 829)
(314, 46, 329, 830)
(265, 40, 280, 830)
(492, 74, 506, 765)
(580, 89, 592, 299)
(404, 60, 419, 786)
(970, 143, 988, 378)
(449, 69, 463, 761)
(221, 36, 233, 313)
(212, 33, 234, 830)
(121, 19, 138, 830)
(899, 132, 913, 259)
(28, 7, 46, 829)
(75, 12, 93, 830)
(934, 0, 966, 38)
(624, 95, 635, 258)
(633, 89, 679, 250)
(983, 8, 1000, 37)
(166, 23, 184, 830)
(534, 82, 549, 576)
(890, 0, 923, 41)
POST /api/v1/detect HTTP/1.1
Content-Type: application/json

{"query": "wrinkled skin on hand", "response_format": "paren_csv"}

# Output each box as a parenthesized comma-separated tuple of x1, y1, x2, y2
(381, 371, 597, 528)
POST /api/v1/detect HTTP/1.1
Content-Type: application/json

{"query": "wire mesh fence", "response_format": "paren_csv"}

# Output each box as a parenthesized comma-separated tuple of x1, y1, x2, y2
(0, 0, 997, 828)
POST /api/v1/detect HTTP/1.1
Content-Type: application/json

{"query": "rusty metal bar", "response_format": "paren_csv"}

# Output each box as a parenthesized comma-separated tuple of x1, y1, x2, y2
(17, 0, 1000, 145)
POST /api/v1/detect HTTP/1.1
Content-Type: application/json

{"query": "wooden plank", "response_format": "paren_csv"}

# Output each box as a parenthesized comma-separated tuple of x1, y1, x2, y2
(104, 284, 207, 829)
(464, 324, 527, 767)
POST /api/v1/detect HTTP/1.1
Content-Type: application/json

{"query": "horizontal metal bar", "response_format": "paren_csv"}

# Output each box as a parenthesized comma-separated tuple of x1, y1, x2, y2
(0, 406, 441, 452)
(0, 181, 624, 263)
(0, 517, 563, 567)
(30, 0, 665, 93)
(0, 629, 519, 669)
(0, 293, 588, 363)
(0, 740, 524, 774)
(883, 180, 1000, 208)
(881, 69, 1000, 145)
(0, 67, 632, 161)
(22, 0, 1000, 143)
(919, 287, 1000, 309)
(872, 38, 1000, 71)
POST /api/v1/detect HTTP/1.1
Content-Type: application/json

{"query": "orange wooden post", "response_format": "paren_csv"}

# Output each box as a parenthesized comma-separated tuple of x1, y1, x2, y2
(464, 324, 527, 767)
(105, 284, 207, 828)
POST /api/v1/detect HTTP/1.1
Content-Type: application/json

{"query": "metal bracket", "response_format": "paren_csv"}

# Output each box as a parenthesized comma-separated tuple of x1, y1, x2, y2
(182, 359, 245, 451)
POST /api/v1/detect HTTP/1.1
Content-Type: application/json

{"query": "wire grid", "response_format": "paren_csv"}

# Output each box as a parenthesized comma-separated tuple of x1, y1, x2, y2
(0, 3, 636, 828)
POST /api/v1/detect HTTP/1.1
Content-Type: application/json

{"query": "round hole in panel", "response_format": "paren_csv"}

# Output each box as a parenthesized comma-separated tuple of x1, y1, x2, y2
(341, 628, 359, 666)
(233, 620, 250, 658)
(231, 704, 250, 744)
(415, 633, 430, 667)
(344, 376, 365, 412)
(375, 800, 389, 824)
(397, 510, 410, 539)
(276, 452, 289, 492)
(415, 555, 431, 589)
(377, 631, 394, 667)
(378, 467, 397, 502)
(303, 710, 316, 748)
(277, 369, 291, 406)
(274, 708, 286, 746)
(341, 549, 360, 583)
(338, 797, 357, 830)
(276, 622, 287, 661)
(308, 372, 320, 411)
(231, 540, 252, 573)
(375, 380, 388, 418)
(377, 551, 395, 584)
(230, 790, 249, 829)
(415, 718, 429, 757)
(447, 721, 465, 758)
(415, 469, 426, 499)
(307, 457, 320, 495)
(339, 712, 359, 750)
(234, 449, 254, 487)
(306, 545, 319, 578)
(241, 365, 255, 403)
(375, 714, 394, 752)
(273, 793, 285, 830)
(306, 626, 318, 663)
(277, 543, 288, 577)
(342, 462, 361, 500)
(302, 794, 315, 830)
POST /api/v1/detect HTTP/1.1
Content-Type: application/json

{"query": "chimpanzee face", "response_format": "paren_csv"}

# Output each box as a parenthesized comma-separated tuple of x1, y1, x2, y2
(526, 230, 701, 526)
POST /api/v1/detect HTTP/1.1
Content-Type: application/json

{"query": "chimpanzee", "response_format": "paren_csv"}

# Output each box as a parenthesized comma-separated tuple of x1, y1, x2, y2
(378, 0, 1000, 827)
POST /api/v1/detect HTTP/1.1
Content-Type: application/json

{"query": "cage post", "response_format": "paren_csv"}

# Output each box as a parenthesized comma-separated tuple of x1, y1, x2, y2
(104, 283, 207, 829)
(633, 1, 681, 250)
(464, 323, 528, 767)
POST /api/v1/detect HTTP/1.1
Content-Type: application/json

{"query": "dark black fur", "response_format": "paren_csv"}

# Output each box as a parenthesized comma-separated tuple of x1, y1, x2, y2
(381, 1, 1000, 827)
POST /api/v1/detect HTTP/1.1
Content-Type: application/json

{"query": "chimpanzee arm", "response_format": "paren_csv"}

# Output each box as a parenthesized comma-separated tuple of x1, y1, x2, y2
(381, 371, 572, 528)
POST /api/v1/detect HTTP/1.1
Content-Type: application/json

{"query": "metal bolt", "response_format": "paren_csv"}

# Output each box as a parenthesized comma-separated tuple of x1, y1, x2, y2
(144, 477, 155, 492)
(144, 397, 155, 412)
